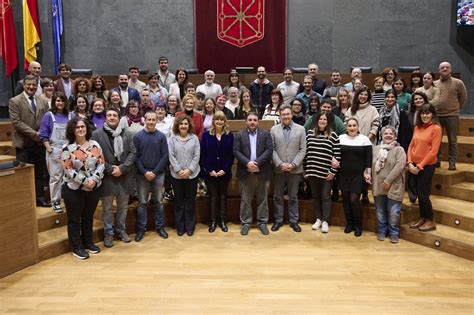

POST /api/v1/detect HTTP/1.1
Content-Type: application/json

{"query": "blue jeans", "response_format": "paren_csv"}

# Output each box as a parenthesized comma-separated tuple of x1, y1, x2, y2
(136, 175, 164, 232)
(101, 194, 129, 236)
(374, 195, 401, 237)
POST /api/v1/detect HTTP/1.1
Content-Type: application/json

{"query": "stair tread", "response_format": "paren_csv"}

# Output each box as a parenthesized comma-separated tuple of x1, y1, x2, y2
(38, 220, 103, 247)
(443, 135, 474, 144)
(450, 181, 474, 190)
(426, 195, 474, 219)
(437, 161, 474, 173)
(402, 223, 474, 244)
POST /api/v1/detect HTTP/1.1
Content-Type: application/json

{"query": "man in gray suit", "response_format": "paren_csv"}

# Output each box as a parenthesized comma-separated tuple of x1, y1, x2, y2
(91, 108, 136, 247)
(270, 105, 306, 232)
(233, 112, 273, 236)
(9, 75, 50, 207)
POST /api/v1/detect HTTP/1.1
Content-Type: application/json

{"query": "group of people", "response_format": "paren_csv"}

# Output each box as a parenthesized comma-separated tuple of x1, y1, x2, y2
(8, 57, 467, 260)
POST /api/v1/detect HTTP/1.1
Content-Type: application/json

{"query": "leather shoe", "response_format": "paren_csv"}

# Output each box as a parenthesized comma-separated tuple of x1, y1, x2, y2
(271, 222, 283, 232)
(259, 224, 269, 235)
(208, 221, 217, 233)
(290, 222, 302, 232)
(135, 231, 144, 242)
(418, 219, 436, 232)
(157, 228, 168, 239)
(220, 220, 228, 232)
(240, 224, 250, 236)
(36, 198, 51, 207)
(448, 164, 456, 171)
(344, 224, 354, 234)
(410, 218, 426, 229)
(354, 226, 362, 237)
(187, 230, 194, 236)
(177, 230, 185, 236)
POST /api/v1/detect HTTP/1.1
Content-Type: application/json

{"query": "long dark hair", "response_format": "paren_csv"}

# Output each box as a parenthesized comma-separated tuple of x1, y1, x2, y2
(351, 86, 372, 115)
(313, 111, 333, 138)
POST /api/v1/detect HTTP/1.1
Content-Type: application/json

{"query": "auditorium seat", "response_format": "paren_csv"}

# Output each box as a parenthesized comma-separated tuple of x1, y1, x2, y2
(350, 66, 372, 73)
(398, 66, 421, 73)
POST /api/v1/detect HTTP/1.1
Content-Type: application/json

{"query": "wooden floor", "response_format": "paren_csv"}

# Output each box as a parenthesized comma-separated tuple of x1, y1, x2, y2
(0, 224, 472, 314)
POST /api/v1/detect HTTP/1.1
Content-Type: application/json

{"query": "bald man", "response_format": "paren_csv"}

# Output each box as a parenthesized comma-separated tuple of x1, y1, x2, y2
(432, 61, 467, 170)
(15, 61, 44, 96)
(196, 70, 223, 100)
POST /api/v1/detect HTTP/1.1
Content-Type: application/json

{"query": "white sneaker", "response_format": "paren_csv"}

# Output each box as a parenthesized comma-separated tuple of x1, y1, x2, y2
(321, 221, 329, 233)
(312, 219, 322, 230)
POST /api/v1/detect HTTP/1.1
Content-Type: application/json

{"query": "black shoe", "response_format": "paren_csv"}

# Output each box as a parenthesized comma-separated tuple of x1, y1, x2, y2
(354, 226, 362, 237)
(271, 222, 283, 232)
(177, 230, 185, 236)
(164, 191, 174, 201)
(435, 162, 441, 168)
(85, 243, 101, 254)
(135, 230, 144, 242)
(448, 164, 456, 171)
(220, 220, 228, 232)
(259, 224, 269, 235)
(72, 248, 89, 260)
(157, 228, 168, 239)
(331, 192, 339, 202)
(187, 230, 194, 236)
(36, 198, 51, 207)
(240, 224, 250, 236)
(361, 195, 369, 204)
(290, 222, 302, 232)
(344, 224, 354, 234)
(208, 221, 217, 233)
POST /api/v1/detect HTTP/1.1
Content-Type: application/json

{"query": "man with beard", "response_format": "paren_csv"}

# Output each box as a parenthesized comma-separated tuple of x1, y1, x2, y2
(323, 70, 343, 100)
(277, 67, 299, 105)
(248, 66, 275, 118)
(157, 56, 176, 90)
(92, 108, 136, 248)
(53, 63, 75, 104)
(297, 63, 326, 95)
(196, 70, 223, 101)
(296, 75, 322, 112)
(111, 74, 141, 115)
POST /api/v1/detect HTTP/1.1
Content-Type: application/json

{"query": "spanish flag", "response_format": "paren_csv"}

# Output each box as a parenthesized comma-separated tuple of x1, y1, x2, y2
(23, 0, 41, 71)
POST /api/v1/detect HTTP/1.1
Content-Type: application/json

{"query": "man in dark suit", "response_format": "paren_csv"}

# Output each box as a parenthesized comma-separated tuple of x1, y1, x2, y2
(233, 112, 273, 236)
(9, 75, 50, 207)
(15, 61, 44, 96)
(111, 74, 141, 115)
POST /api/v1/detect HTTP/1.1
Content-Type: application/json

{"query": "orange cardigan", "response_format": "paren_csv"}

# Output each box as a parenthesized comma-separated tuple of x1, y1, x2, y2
(407, 122, 442, 170)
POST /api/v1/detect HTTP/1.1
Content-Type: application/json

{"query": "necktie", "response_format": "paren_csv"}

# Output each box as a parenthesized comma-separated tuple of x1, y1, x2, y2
(29, 96, 37, 113)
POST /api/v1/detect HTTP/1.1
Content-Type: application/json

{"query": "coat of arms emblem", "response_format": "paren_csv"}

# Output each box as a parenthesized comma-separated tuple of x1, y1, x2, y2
(216, 0, 265, 48)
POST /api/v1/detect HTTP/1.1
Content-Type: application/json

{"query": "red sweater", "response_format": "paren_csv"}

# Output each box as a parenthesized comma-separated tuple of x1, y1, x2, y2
(175, 111, 204, 140)
(407, 122, 442, 170)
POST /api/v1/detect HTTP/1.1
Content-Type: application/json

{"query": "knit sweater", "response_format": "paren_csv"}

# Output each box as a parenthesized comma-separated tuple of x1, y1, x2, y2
(345, 103, 380, 139)
(432, 76, 467, 116)
(407, 122, 442, 170)
(304, 130, 340, 179)
(372, 144, 406, 201)
(415, 86, 440, 103)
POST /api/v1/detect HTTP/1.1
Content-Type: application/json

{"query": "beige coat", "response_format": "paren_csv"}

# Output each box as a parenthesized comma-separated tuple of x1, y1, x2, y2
(372, 145, 406, 201)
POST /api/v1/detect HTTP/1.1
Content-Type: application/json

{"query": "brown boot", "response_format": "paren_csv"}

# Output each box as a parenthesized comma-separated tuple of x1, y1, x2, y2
(418, 219, 436, 232)
(410, 218, 426, 229)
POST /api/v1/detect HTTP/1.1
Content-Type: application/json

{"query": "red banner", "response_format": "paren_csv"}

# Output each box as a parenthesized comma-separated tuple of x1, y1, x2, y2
(1, 0, 19, 77)
(195, 0, 287, 73)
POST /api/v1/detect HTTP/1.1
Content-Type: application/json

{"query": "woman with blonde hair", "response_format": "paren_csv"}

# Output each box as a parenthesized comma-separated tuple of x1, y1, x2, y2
(200, 111, 234, 232)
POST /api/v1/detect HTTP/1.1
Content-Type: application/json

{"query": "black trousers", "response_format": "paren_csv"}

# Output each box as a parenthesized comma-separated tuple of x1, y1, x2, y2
(409, 164, 436, 219)
(16, 145, 46, 200)
(62, 184, 103, 250)
(206, 177, 229, 221)
(171, 177, 198, 233)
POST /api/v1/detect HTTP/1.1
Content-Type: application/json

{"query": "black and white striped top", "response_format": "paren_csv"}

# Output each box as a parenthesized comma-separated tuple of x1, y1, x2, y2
(371, 91, 385, 112)
(304, 130, 341, 179)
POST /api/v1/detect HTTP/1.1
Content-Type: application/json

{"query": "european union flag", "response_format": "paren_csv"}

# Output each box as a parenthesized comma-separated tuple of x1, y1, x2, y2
(52, 0, 63, 74)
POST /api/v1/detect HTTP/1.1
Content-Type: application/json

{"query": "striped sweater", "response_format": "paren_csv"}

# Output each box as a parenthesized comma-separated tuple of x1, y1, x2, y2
(304, 130, 340, 179)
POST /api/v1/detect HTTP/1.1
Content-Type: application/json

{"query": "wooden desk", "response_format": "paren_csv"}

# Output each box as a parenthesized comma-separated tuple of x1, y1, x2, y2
(0, 165, 38, 278)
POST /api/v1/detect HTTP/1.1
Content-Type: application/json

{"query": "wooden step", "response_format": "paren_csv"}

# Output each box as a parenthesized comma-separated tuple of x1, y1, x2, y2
(433, 161, 474, 186)
(400, 223, 474, 261)
(0, 155, 15, 162)
(459, 116, 474, 137)
(0, 140, 14, 156)
(37, 220, 104, 261)
(440, 135, 473, 164)
(36, 204, 67, 232)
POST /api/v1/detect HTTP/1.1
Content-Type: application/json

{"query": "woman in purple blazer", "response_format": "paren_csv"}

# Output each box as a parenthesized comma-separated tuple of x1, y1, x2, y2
(200, 111, 234, 233)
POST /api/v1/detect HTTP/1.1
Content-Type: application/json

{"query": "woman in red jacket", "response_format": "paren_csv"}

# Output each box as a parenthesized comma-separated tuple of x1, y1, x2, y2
(407, 103, 442, 232)
(176, 94, 204, 139)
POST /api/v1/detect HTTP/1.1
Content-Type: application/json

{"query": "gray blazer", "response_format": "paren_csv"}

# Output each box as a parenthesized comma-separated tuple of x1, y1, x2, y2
(91, 127, 136, 197)
(9, 93, 49, 149)
(233, 128, 273, 180)
(270, 122, 307, 174)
